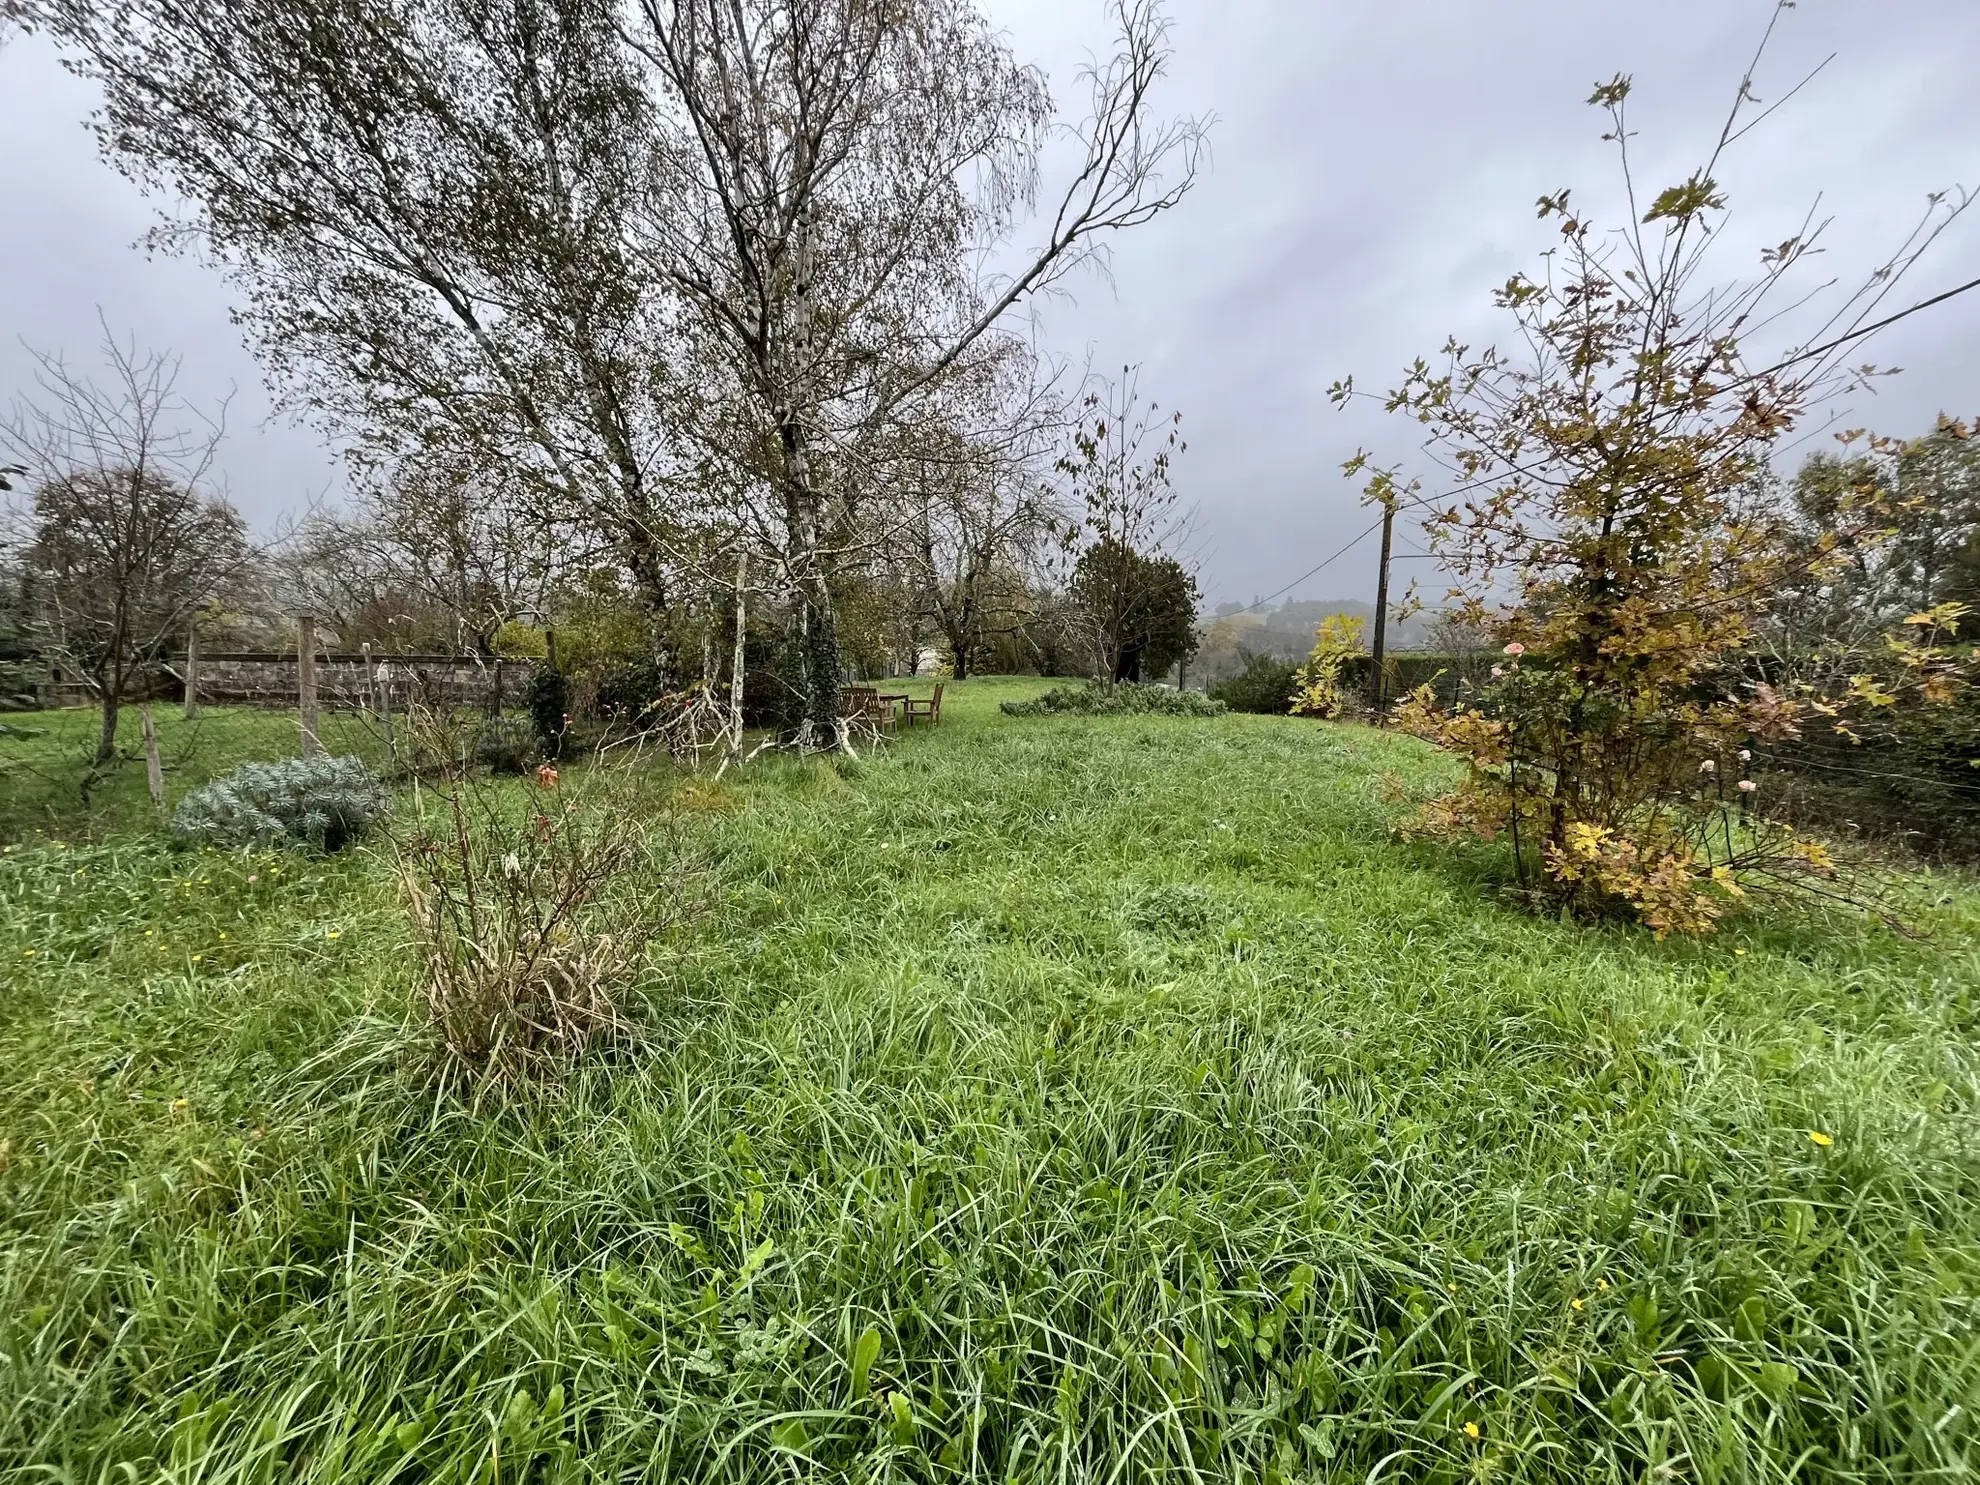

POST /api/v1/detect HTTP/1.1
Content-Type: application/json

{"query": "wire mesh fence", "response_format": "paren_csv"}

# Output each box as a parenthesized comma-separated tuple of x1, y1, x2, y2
(0, 674, 519, 844)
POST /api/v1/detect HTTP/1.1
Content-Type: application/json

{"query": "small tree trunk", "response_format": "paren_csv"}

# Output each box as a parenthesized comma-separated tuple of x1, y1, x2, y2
(140, 703, 165, 810)
(786, 477, 843, 750)
(724, 550, 748, 770)
(298, 615, 321, 758)
(801, 570, 842, 750)
(182, 630, 200, 720)
(96, 685, 121, 764)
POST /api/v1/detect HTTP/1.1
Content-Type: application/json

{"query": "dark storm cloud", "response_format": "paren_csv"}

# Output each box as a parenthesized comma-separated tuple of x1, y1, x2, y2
(4, 1, 1976, 603)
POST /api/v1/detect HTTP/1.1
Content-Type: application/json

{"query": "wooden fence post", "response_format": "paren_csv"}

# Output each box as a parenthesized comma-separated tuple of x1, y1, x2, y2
(140, 703, 166, 810)
(298, 615, 321, 758)
(377, 659, 395, 764)
(182, 629, 200, 720)
(544, 627, 559, 674)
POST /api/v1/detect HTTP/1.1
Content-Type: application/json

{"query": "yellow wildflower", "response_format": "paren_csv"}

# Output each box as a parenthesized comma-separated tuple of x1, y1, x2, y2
(1570, 1297, 1584, 1311)
(171, 1097, 189, 1113)
(1463, 1422, 1481, 1441)
(1808, 1130, 1833, 1148)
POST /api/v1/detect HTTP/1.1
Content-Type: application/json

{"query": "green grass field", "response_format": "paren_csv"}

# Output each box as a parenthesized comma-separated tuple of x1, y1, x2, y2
(3, 677, 1978, 1482)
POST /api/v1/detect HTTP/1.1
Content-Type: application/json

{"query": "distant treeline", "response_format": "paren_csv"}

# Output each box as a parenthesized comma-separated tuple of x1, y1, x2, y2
(1193, 598, 1435, 686)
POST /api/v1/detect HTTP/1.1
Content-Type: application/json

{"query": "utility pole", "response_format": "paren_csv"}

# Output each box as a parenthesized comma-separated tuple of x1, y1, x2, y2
(1367, 497, 1395, 715)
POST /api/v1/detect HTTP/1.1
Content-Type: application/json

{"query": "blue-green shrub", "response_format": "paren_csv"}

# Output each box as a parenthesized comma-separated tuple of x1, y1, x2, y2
(170, 755, 390, 852)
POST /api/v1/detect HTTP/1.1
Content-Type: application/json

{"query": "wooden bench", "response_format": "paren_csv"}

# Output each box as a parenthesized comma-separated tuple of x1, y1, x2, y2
(839, 686, 896, 735)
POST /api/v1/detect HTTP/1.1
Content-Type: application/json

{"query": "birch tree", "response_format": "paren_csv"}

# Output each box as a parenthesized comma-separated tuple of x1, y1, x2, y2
(628, 0, 1204, 746)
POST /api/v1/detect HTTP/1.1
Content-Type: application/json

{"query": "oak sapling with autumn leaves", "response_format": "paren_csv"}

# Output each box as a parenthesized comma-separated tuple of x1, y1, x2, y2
(1348, 70, 1974, 935)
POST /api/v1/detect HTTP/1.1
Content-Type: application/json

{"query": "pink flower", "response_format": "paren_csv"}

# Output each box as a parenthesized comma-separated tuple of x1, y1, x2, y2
(1490, 666, 1505, 679)
(1737, 779, 1757, 793)
(1699, 759, 1716, 774)
(1738, 748, 1751, 762)
(535, 763, 560, 789)
(1503, 642, 1526, 657)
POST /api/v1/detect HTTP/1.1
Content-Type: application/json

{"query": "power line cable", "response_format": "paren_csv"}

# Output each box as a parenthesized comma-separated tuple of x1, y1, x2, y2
(1741, 273, 1980, 383)
(1752, 747, 1980, 795)
(1226, 514, 1386, 616)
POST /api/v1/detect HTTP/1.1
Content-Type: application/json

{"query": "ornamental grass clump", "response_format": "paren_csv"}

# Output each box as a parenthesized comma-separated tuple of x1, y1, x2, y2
(170, 754, 389, 852)
(395, 711, 696, 1083)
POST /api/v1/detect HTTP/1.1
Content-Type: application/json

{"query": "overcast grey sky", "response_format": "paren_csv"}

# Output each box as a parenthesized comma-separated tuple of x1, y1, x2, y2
(3, 1, 1975, 607)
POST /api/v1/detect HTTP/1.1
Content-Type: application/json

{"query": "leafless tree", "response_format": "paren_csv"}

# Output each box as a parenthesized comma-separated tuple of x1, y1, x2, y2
(1057, 365, 1199, 682)
(1, 327, 253, 764)
(897, 365, 1070, 679)
(628, 0, 1205, 746)
(274, 451, 562, 657)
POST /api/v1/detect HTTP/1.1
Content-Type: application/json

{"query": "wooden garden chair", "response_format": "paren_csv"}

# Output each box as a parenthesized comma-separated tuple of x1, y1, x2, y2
(901, 682, 944, 727)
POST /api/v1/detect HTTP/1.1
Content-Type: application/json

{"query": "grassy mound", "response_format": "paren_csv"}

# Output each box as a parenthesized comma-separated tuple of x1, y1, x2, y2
(2, 676, 1977, 1481)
